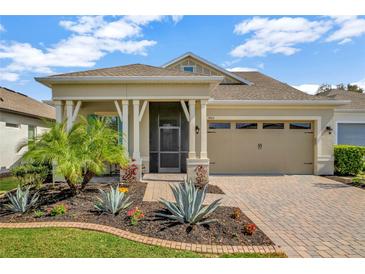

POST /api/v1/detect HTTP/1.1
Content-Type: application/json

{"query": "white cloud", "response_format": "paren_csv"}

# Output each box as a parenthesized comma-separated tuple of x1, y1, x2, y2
(227, 67, 258, 72)
(0, 16, 164, 82)
(0, 24, 5, 32)
(338, 38, 352, 45)
(326, 16, 365, 43)
(171, 15, 184, 24)
(292, 84, 321, 95)
(231, 16, 332, 58)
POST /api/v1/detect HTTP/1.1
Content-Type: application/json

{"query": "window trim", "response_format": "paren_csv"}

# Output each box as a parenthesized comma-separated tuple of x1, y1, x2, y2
(208, 122, 231, 129)
(236, 122, 258, 129)
(181, 65, 196, 73)
(289, 122, 312, 130)
(263, 123, 285, 129)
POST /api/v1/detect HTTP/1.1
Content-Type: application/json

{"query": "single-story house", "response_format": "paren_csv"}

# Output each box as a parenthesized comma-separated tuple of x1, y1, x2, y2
(317, 89, 365, 146)
(0, 87, 55, 170)
(35, 52, 351, 180)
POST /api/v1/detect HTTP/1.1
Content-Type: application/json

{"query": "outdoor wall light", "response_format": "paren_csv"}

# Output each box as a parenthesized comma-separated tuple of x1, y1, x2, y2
(195, 126, 200, 134)
(326, 126, 333, 134)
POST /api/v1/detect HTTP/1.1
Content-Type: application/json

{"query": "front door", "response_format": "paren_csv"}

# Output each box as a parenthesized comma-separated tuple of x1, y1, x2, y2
(159, 126, 180, 172)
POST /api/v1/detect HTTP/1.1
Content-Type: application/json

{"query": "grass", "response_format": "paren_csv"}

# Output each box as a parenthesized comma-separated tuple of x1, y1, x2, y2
(0, 228, 286, 258)
(0, 176, 18, 194)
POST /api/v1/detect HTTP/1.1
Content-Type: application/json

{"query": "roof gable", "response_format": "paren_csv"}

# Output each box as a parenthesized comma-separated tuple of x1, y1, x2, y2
(162, 52, 252, 85)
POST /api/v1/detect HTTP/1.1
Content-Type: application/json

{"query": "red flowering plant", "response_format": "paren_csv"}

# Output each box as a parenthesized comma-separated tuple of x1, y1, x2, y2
(194, 165, 209, 189)
(121, 160, 138, 185)
(243, 223, 257, 235)
(127, 207, 144, 225)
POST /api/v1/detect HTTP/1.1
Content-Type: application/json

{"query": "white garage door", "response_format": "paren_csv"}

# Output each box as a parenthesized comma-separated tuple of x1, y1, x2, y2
(208, 121, 314, 175)
(337, 123, 365, 146)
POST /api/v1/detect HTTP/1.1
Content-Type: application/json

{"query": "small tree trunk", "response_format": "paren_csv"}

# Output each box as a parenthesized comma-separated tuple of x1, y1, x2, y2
(65, 178, 79, 195)
(81, 170, 95, 190)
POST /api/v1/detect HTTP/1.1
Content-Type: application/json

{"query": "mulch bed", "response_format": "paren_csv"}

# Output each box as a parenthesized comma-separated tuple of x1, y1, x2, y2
(0, 182, 272, 246)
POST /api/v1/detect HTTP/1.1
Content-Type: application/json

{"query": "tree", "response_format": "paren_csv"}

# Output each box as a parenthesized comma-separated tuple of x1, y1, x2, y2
(316, 84, 332, 95)
(347, 84, 364, 93)
(20, 116, 129, 194)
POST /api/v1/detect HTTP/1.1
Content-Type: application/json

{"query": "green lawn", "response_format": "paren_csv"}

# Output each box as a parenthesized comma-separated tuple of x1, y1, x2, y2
(0, 176, 18, 194)
(0, 228, 285, 258)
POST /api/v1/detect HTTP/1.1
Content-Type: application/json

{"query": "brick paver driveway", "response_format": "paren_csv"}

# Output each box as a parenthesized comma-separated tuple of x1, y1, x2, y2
(209, 175, 365, 258)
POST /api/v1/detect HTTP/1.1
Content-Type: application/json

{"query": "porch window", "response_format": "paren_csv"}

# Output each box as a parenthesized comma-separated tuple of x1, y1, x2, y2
(28, 125, 36, 144)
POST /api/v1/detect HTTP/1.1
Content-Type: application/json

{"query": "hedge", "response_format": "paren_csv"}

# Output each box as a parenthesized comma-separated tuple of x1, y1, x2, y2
(334, 145, 365, 176)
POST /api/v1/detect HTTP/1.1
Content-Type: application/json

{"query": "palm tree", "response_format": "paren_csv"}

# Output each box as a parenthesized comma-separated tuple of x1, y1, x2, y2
(20, 116, 129, 194)
(76, 116, 129, 190)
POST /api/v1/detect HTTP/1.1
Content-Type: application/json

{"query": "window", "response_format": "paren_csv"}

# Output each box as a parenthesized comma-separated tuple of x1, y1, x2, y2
(236, 123, 257, 129)
(263, 123, 284, 129)
(182, 66, 195, 73)
(28, 125, 36, 142)
(5, 123, 19, 128)
(290, 122, 311, 129)
(209, 122, 231, 129)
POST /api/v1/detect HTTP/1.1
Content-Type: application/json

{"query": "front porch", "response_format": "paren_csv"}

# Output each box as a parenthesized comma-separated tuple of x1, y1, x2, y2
(53, 98, 210, 181)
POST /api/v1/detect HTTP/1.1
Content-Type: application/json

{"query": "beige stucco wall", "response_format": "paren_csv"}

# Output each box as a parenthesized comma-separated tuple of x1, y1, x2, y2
(0, 111, 49, 169)
(207, 106, 336, 175)
(52, 83, 211, 100)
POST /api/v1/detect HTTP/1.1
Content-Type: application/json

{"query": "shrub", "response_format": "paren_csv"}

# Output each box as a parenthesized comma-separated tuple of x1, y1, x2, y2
(50, 204, 67, 216)
(34, 210, 45, 218)
(127, 207, 144, 225)
(232, 207, 241, 220)
(195, 165, 209, 188)
(121, 161, 138, 184)
(334, 145, 365, 176)
(243, 223, 257, 235)
(5, 186, 39, 213)
(157, 179, 221, 225)
(94, 185, 132, 215)
(11, 162, 50, 189)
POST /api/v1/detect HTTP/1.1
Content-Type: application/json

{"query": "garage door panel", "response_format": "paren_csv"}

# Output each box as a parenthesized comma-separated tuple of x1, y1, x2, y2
(208, 121, 314, 175)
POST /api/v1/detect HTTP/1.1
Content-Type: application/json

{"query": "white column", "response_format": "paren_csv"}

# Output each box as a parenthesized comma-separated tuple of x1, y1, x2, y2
(132, 100, 140, 161)
(122, 100, 129, 155)
(188, 100, 196, 159)
(54, 100, 63, 123)
(200, 100, 208, 159)
(65, 100, 74, 131)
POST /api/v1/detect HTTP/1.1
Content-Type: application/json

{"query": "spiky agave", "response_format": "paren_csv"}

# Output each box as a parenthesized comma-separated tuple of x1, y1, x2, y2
(157, 179, 221, 225)
(94, 185, 132, 215)
(6, 185, 39, 213)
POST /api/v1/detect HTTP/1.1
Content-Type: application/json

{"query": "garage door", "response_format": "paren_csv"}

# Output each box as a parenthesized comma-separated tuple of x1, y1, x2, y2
(208, 121, 314, 175)
(337, 123, 365, 146)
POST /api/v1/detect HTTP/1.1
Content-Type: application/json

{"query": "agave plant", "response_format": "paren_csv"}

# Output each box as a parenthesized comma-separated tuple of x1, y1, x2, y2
(94, 185, 132, 215)
(157, 179, 221, 225)
(5, 186, 39, 213)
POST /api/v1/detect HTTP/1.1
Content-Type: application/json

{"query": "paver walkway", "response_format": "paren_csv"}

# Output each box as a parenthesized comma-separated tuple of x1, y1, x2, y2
(142, 174, 365, 258)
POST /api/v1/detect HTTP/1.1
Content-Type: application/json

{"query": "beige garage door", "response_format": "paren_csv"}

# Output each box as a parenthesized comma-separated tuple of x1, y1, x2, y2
(208, 121, 314, 175)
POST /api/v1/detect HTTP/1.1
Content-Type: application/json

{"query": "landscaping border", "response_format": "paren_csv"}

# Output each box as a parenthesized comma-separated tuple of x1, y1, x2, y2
(0, 221, 282, 255)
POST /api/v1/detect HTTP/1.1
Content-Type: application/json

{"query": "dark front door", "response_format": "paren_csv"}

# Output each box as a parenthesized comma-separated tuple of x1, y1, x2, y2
(149, 102, 189, 173)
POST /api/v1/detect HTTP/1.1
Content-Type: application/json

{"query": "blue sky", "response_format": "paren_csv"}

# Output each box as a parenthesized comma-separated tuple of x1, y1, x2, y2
(0, 15, 364, 100)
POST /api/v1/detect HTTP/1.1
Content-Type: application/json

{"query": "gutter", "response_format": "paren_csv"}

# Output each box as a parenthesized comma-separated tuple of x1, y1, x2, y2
(208, 99, 352, 106)
(35, 75, 224, 87)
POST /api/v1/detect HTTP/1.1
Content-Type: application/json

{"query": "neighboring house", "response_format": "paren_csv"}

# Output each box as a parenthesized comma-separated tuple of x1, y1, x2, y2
(0, 87, 55, 170)
(35, 52, 350, 180)
(317, 89, 365, 146)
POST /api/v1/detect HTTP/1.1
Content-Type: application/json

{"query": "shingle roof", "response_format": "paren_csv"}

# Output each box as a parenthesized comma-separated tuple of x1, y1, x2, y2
(211, 71, 327, 100)
(317, 89, 365, 110)
(49, 64, 208, 77)
(0, 87, 55, 119)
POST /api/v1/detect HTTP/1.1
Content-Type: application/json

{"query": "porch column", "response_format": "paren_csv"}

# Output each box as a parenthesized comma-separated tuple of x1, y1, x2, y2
(54, 100, 63, 123)
(200, 100, 208, 159)
(188, 99, 196, 159)
(65, 100, 74, 131)
(132, 100, 140, 161)
(122, 100, 129, 155)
